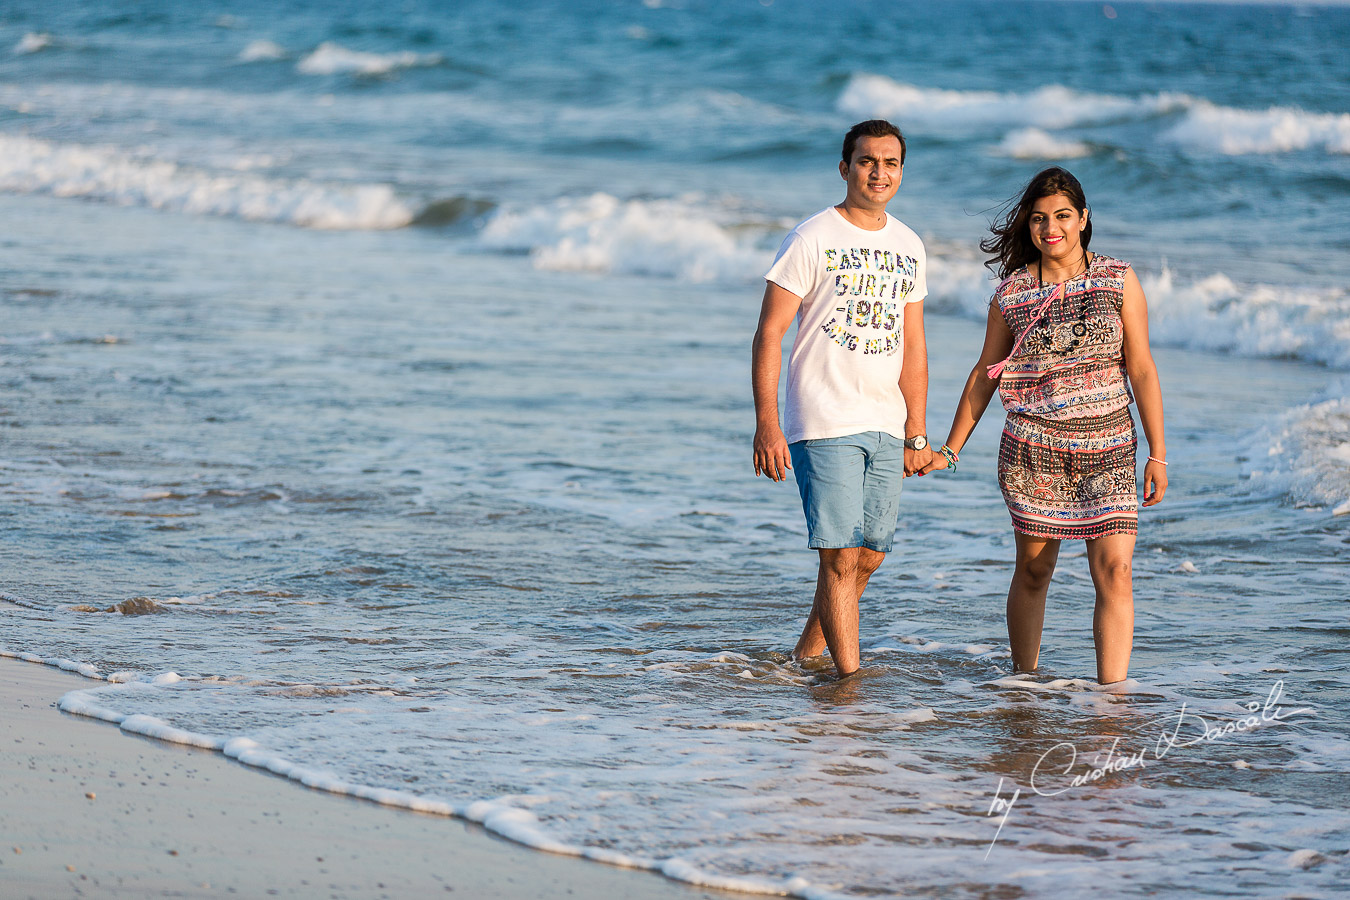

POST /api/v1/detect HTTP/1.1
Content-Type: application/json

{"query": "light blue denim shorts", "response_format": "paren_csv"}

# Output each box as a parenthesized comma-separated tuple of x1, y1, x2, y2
(789, 431, 906, 553)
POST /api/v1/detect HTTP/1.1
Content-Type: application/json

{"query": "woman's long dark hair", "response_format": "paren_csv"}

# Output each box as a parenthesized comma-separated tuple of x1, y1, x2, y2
(981, 167, 1092, 280)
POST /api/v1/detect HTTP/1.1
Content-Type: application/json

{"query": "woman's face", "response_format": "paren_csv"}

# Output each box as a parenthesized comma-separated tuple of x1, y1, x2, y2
(1028, 193, 1087, 262)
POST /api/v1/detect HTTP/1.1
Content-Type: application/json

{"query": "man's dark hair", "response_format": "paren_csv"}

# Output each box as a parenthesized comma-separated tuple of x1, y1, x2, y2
(841, 120, 906, 166)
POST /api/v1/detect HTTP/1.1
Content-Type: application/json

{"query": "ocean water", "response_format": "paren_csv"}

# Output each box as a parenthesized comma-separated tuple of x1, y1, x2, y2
(1, 1, 1348, 897)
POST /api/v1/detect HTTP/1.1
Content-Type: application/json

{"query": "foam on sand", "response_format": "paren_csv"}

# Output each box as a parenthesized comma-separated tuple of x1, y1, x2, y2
(0, 649, 840, 900)
(0, 655, 719, 899)
(0, 134, 414, 229)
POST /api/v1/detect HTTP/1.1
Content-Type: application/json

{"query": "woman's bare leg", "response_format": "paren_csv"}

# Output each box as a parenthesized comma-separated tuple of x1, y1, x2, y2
(1007, 533, 1061, 672)
(1086, 531, 1136, 684)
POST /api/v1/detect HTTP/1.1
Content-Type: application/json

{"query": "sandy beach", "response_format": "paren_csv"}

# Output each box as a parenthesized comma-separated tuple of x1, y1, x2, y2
(0, 656, 735, 899)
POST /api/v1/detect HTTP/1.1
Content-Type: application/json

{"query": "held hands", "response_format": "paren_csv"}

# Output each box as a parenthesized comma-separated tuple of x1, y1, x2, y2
(904, 446, 933, 477)
(753, 424, 792, 482)
(918, 443, 955, 476)
(917, 453, 948, 476)
(1142, 458, 1169, 507)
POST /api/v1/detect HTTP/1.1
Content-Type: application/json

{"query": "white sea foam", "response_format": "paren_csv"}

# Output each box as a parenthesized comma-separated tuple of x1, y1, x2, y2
(476, 195, 1350, 370)
(0, 647, 100, 678)
(836, 74, 1186, 133)
(296, 42, 442, 76)
(14, 33, 52, 55)
(1165, 100, 1350, 155)
(1246, 384, 1350, 512)
(0, 134, 414, 229)
(872, 634, 1005, 658)
(840, 75, 1350, 159)
(479, 192, 776, 283)
(995, 127, 1092, 159)
(925, 251, 999, 317)
(45, 671, 836, 899)
(238, 39, 287, 63)
(1141, 267, 1350, 368)
(931, 253, 1350, 369)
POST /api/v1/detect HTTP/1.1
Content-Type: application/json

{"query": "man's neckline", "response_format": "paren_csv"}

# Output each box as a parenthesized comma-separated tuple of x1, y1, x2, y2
(831, 205, 890, 232)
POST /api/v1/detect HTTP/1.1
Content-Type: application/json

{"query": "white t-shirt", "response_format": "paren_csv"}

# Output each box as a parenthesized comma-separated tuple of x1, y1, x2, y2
(765, 206, 928, 443)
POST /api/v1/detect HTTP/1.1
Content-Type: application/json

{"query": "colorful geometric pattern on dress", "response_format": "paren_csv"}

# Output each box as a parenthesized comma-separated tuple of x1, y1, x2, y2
(998, 407, 1139, 540)
(995, 254, 1132, 421)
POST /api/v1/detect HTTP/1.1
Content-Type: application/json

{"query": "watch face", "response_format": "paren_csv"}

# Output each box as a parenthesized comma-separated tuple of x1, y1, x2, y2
(909, 436, 927, 450)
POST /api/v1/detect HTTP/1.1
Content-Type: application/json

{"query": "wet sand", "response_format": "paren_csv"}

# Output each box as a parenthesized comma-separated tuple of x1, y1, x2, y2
(0, 656, 737, 899)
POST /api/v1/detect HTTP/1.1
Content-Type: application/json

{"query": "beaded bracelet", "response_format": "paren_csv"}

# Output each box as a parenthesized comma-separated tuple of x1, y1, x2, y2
(939, 444, 959, 471)
(1148, 456, 1168, 466)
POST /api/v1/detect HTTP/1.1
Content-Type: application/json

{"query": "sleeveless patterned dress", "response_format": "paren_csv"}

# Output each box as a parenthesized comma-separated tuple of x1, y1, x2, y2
(994, 254, 1137, 540)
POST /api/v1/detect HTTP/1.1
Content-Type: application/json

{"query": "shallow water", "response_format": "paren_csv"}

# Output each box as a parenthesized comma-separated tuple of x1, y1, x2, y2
(2, 1, 1348, 897)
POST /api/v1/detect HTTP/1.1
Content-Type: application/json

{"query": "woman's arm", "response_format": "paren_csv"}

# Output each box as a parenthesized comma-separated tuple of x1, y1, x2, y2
(921, 300, 1013, 472)
(1120, 267, 1168, 506)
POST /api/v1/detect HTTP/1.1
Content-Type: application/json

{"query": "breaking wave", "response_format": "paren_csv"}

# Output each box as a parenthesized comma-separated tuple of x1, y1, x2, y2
(994, 127, 1093, 160)
(1141, 268, 1350, 369)
(0, 133, 414, 229)
(14, 33, 53, 55)
(479, 192, 779, 283)
(839, 74, 1350, 157)
(1163, 100, 1350, 156)
(1246, 383, 1350, 514)
(836, 75, 1186, 133)
(295, 42, 442, 76)
(238, 40, 288, 63)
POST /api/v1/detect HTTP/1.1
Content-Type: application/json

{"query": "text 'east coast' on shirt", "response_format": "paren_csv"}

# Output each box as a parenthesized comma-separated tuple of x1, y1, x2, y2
(764, 206, 927, 443)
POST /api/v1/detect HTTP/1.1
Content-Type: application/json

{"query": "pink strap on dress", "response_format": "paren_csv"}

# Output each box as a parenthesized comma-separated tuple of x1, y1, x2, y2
(986, 281, 1065, 380)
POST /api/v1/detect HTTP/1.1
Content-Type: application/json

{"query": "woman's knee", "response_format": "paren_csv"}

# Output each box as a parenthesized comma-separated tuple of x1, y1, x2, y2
(1093, 557, 1133, 589)
(1014, 554, 1057, 591)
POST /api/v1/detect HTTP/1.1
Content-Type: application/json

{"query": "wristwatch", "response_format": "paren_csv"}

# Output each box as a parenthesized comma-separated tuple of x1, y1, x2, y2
(904, 435, 928, 451)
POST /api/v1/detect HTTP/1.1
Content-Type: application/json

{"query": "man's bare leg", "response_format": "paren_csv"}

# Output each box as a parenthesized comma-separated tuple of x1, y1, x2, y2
(793, 547, 885, 673)
(793, 550, 882, 659)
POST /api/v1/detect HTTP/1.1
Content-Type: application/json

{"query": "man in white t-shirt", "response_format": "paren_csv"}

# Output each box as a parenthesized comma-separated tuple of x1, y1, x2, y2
(751, 119, 932, 678)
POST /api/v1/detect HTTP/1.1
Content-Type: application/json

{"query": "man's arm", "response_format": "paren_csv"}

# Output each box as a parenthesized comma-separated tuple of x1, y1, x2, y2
(751, 281, 803, 482)
(899, 299, 932, 475)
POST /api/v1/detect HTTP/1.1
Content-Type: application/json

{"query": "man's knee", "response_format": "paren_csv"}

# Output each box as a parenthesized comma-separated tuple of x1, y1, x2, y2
(857, 547, 886, 578)
(818, 547, 862, 580)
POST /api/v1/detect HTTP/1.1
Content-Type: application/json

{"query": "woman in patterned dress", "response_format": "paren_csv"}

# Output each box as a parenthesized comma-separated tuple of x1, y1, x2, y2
(922, 167, 1168, 684)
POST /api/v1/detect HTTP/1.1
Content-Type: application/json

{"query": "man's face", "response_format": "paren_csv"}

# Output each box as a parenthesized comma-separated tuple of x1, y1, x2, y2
(839, 134, 903, 209)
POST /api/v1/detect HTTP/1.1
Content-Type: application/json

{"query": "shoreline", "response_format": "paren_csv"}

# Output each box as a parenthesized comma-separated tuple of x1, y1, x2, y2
(0, 655, 737, 899)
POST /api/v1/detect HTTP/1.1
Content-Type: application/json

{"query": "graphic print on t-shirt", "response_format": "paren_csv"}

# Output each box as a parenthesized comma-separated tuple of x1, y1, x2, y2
(819, 246, 920, 356)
